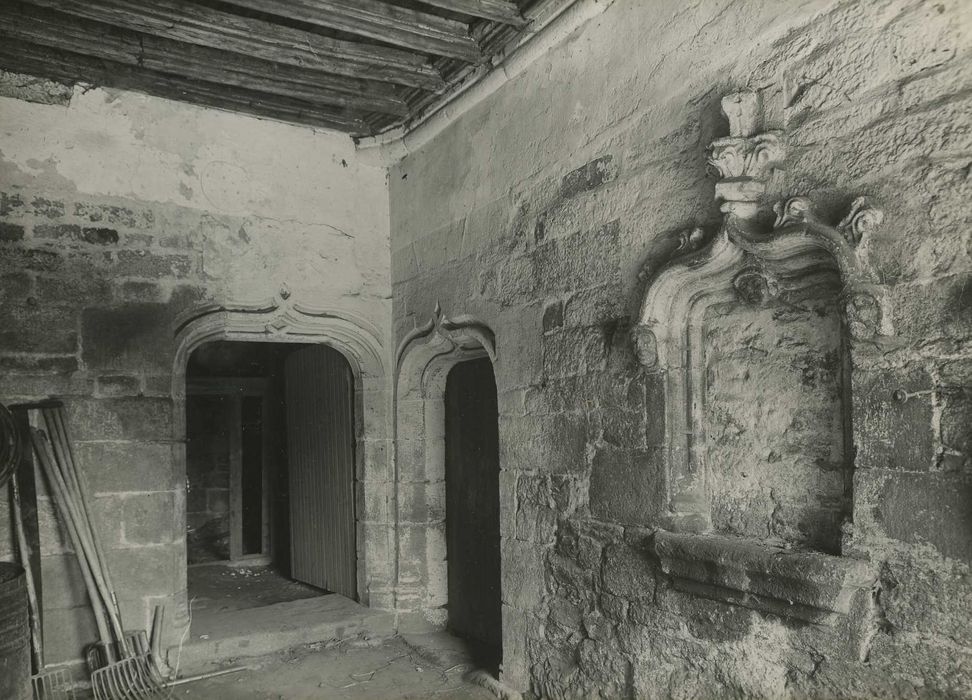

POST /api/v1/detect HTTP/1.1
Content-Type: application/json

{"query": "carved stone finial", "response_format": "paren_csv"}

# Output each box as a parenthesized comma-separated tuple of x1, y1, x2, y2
(721, 90, 759, 137)
(773, 196, 812, 229)
(708, 133, 784, 182)
(709, 90, 785, 219)
(708, 113, 784, 218)
(837, 197, 884, 245)
(279, 284, 291, 300)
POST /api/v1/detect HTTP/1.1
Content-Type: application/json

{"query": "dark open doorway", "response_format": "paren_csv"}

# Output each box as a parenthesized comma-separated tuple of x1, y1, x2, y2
(444, 357, 502, 674)
(184, 341, 357, 620)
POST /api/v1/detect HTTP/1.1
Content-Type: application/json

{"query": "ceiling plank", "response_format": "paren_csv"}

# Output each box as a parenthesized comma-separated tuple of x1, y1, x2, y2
(14, 0, 446, 91)
(221, 0, 483, 62)
(415, 0, 527, 27)
(0, 39, 373, 134)
(0, 4, 410, 116)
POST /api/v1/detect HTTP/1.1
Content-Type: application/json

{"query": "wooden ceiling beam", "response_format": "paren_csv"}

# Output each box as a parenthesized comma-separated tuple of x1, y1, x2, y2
(221, 0, 484, 63)
(0, 39, 374, 134)
(14, 0, 446, 91)
(415, 0, 528, 27)
(0, 4, 410, 117)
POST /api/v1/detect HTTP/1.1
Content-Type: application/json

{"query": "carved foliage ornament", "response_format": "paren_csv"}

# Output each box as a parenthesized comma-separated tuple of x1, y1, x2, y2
(707, 133, 784, 184)
(773, 195, 884, 247)
(637, 90, 889, 367)
(732, 268, 779, 305)
(837, 196, 886, 246)
(395, 302, 496, 374)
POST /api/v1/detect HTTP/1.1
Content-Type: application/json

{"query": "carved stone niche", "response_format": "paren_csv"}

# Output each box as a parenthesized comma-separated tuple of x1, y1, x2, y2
(634, 90, 887, 625)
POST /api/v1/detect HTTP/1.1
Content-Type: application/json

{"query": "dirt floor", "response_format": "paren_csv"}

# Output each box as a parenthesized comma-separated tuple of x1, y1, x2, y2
(172, 566, 503, 698)
(175, 635, 499, 700)
(188, 564, 326, 616)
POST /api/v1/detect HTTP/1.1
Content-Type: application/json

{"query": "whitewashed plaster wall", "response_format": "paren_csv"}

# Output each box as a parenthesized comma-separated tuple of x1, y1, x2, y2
(0, 84, 390, 315)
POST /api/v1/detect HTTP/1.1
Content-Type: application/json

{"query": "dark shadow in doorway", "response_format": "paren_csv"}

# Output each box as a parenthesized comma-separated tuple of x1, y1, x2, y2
(445, 357, 502, 676)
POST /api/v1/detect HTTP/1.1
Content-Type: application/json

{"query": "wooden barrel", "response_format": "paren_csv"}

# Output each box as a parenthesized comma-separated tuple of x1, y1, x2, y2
(0, 562, 31, 700)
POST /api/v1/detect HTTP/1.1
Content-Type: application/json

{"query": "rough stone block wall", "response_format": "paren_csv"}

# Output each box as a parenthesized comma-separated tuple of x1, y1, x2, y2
(0, 83, 391, 667)
(702, 283, 847, 553)
(389, 0, 972, 696)
(0, 189, 204, 665)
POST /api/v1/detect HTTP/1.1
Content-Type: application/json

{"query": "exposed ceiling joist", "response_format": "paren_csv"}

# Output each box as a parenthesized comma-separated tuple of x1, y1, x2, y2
(0, 4, 410, 116)
(0, 38, 372, 134)
(416, 0, 527, 27)
(220, 0, 484, 63)
(0, 0, 578, 136)
(15, 0, 446, 91)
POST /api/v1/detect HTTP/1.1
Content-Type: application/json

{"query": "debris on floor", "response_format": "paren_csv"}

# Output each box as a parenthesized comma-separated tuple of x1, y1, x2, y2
(177, 636, 497, 700)
(188, 564, 326, 615)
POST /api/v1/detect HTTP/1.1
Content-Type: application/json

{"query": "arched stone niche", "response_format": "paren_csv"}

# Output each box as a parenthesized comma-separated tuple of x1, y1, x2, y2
(393, 304, 497, 629)
(171, 289, 392, 608)
(635, 91, 884, 631)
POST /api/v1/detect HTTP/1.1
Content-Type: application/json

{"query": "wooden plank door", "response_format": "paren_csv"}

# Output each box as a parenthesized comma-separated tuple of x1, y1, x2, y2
(284, 345, 357, 598)
(445, 358, 502, 660)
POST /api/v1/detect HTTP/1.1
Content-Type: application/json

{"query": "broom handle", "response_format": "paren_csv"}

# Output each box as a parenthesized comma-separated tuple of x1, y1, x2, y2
(10, 478, 44, 671)
(40, 412, 131, 659)
(30, 429, 116, 660)
(44, 410, 126, 634)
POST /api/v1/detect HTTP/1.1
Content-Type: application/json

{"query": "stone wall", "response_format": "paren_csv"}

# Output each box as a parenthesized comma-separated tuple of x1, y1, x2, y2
(0, 82, 391, 667)
(702, 283, 847, 553)
(388, 0, 972, 696)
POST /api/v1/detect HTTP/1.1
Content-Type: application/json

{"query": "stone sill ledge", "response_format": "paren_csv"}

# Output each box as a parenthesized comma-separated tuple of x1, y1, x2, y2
(652, 530, 877, 624)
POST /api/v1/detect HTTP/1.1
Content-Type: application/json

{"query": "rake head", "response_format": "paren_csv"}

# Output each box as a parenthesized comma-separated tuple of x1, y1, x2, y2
(31, 667, 77, 700)
(90, 654, 172, 700)
(87, 631, 172, 700)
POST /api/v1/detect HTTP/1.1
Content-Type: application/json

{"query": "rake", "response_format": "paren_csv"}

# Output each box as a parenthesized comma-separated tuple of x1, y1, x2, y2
(29, 405, 172, 700)
(87, 630, 171, 700)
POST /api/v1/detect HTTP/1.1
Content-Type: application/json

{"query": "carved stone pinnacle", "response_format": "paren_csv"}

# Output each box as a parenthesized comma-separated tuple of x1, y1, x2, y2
(721, 90, 759, 137)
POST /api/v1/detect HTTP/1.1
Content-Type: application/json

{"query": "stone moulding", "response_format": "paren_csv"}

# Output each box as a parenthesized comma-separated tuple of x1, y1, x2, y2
(394, 301, 496, 374)
(173, 286, 386, 379)
(633, 89, 889, 536)
(392, 303, 498, 630)
(652, 531, 877, 625)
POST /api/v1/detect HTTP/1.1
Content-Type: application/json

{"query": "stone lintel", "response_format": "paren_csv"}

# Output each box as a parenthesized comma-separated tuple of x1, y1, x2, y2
(652, 530, 876, 621)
